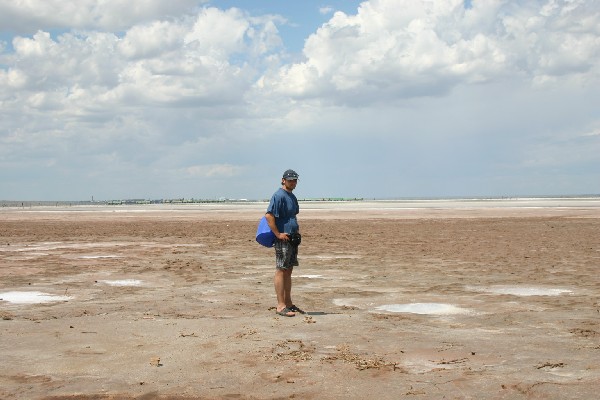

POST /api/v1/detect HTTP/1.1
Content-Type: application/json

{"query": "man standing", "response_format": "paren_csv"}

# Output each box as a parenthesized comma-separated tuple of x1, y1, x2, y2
(265, 169, 305, 317)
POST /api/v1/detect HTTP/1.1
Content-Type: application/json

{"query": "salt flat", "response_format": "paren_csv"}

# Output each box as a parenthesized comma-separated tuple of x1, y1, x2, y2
(1, 203, 599, 399)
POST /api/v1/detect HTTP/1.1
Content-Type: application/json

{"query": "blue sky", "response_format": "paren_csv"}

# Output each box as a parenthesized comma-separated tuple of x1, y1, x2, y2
(209, 0, 364, 52)
(0, 0, 599, 201)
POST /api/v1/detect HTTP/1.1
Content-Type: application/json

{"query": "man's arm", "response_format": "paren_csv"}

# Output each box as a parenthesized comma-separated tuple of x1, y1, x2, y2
(265, 212, 289, 241)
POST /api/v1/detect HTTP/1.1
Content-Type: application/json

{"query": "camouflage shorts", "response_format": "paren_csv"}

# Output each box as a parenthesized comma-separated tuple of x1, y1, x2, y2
(274, 239, 299, 270)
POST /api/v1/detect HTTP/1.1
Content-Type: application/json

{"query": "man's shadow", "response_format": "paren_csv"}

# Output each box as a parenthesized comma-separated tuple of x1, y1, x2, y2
(306, 311, 341, 316)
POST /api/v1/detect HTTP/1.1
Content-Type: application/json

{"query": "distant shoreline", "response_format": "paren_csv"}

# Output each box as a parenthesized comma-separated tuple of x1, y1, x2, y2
(1, 194, 599, 207)
(1, 195, 599, 211)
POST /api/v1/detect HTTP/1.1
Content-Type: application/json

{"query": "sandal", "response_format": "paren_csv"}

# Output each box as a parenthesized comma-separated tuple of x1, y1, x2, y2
(276, 307, 295, 317)
(288, 305, 306, 314)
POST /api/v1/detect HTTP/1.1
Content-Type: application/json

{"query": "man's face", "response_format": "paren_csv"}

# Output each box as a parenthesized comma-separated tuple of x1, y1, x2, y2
(282, 178, 298, 191)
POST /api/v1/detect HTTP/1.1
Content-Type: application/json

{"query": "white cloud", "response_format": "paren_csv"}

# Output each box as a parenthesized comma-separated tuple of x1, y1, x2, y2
(0, 68, 27, 89)
(261, 0, 600, 104)
(0, 0, 203, 32)
(118, 20, 186, 59)
(0, 0, 598, 200)
(184, 8, 249, 57)
(0, 7, 281, 124)
(319, 6, 335, 15)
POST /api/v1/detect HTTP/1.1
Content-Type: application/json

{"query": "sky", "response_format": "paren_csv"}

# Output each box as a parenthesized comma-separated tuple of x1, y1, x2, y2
(1, 0, 599, 201)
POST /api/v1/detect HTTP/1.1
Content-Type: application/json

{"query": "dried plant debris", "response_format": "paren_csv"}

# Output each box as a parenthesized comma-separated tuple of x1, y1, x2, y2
(268, 339, 313, 362)
(570, 328, 598, 338)
(1, 311, 14, 320)
(233, 327, 259, 339)
(536, 362, 565, 370)
(434, 357, 469, 365)
(321, 344, 400, 371)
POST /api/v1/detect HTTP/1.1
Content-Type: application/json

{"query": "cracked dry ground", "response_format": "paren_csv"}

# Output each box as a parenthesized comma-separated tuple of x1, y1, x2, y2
(1, 206, 599, 399)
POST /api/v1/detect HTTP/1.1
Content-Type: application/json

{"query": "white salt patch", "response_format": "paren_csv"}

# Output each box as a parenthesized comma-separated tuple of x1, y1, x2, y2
(472, 286, 573, 296)
(333, 298, 363, 308)
(296, 274, 324, 279)
(403, 358, 450, 373)
(98, 279, 143, 287)
(0, 291, 72, 304)
(7, 253, 49, 259)
(375, 303, 470, 315)
(79, 255, 121, 259)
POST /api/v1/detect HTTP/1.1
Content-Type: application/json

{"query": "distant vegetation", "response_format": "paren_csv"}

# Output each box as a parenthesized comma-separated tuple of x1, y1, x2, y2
(1, 197, 365, 207)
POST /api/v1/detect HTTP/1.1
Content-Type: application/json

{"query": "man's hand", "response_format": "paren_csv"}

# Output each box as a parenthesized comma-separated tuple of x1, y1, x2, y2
(276, 232, 290, 241)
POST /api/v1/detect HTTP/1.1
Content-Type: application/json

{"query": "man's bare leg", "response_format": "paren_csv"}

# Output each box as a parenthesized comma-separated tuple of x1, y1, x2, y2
(274, 268, 295, 316)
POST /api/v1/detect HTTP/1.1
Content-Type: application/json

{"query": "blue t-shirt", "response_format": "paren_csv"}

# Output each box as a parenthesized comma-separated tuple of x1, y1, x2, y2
(266, 188, 299, 234)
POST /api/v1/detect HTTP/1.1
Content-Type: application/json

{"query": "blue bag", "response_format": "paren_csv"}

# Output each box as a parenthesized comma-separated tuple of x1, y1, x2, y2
(256, 216, 276, 247)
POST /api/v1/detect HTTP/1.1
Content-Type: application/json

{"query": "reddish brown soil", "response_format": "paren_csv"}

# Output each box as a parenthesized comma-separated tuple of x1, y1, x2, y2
(1, 204, 599, 399)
